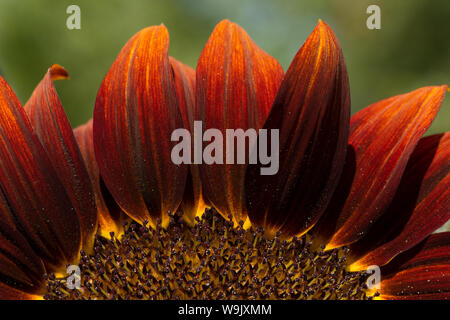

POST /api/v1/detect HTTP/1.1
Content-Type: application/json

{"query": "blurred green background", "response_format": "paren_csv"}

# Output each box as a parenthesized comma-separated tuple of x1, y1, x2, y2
(0, 0, 448, 132)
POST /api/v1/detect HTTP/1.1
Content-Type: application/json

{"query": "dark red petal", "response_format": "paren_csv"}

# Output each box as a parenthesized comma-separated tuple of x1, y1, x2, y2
(0, 76, 80, 270)
(94, 25, 187, 228)
(245, 20, 350, 237)
(0, 232, 45, 293)
(0, 248, 40, 293)
(24, 65, 97, 251)
(170, 57, 196, 129)
(323, 85, 448, 249)
(0, 282, 41, 300)
(349, 133, 450, 270)
(170, 57, 208, 222)
(74, 120, 128, 237)
(0, 189, 46, 293)
(376, 232, 450, 299)
(380, 292, 450, 300)
(196, 19, 284, 224)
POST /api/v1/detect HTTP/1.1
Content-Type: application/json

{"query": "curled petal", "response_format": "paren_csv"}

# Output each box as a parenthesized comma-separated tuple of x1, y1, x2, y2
(196, 19, 284, 224)
(245, 20, 350, 237)
(0, 76, 80, 270)
(93, 25, 187, 228)
(349, 133, 450, 270)
(323, 85, 448, 249)
(170, 57, 208, 223)
(25, 65, 97, 251)
(74, 120, 127, 238)
(377, 232, 450, 300)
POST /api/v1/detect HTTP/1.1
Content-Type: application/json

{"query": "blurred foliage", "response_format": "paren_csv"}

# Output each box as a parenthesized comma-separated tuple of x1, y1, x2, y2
(0, 0, 448, 134)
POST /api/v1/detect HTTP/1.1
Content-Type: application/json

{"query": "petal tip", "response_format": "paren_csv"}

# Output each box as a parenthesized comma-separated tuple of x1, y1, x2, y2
(217, 19, 232, 26)
(215, 19, 245, 34)
(315, 19, 333, 33)
(137, 24, 169, 40)
(49, 64, 69, 80)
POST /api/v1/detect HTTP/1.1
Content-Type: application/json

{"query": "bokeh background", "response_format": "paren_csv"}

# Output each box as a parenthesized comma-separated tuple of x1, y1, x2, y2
(0, 0, 448, 230)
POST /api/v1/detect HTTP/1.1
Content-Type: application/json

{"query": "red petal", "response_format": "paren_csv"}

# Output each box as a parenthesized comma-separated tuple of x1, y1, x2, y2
(245, 20, 350, 237)
(0, 282, 41, 300)
(74, 120, 128, 238)
(0, 248, 40, 293)
(349, 133, 450, 270)
(0, 235, 44, 293)
(170, 57, 196, 129)
(0, 188, 46, 293)
(324, 85, 448, 249)
(377, 232, 450, 299)
(24, 65, 97, 251)
(386, 232, 450, 272)
(380, 265, 450, 300)
(380, 292, 450, 300)
(196, 19, 284, 224)
(93, 26, 187, 228)
(170, 57, 208, 222)
(0, 76, 80, 270)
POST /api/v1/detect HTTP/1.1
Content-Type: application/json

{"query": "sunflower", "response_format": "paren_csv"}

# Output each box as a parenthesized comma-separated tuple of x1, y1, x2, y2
(0, 20, 448, 300)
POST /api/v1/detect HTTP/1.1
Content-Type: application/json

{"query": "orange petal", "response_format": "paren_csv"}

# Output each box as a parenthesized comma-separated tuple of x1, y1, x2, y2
(245, 20, 350, 237)
(74, 119, 128, 238)
(0, 76, 80, 270)
(377, 232, 450, 299)
(349, 133, 450, 270)
(170, 57, 208, 223)
(324, 85, 448, 249)
(93, 25, 187, 228)
(195, 19, 284, 224)
(24, 65, 98, 251)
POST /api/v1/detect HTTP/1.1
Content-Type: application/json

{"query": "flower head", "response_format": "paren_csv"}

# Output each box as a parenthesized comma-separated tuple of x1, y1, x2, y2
(0, 20, 448, 300)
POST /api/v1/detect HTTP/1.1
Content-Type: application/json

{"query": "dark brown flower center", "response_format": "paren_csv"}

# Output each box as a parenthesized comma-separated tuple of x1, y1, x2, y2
(44, 209, 376, 300)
